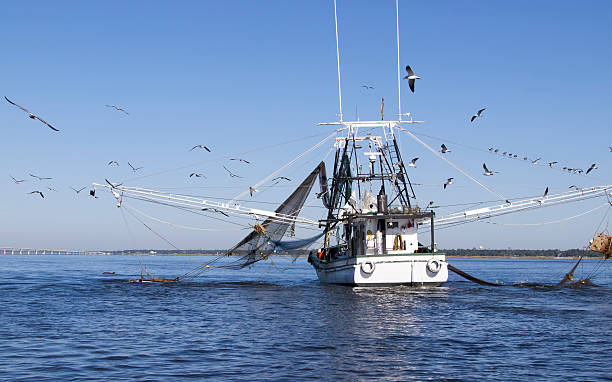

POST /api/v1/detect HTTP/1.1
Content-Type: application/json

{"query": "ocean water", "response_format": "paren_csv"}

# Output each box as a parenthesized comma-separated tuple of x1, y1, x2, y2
(0, 255, 610, 381)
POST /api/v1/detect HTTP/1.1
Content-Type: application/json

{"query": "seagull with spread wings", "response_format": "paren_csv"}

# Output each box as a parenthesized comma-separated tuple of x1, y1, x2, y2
(403, 65, 421, 93)
(223, 166, 242, 178)
(108, 160, 119, 167)
(29, 190, 44, 198)
(361, 85, 374, 90)
(586, 163, 597, 174)
(105, 104, 129, 115)
(272, 176, 291, 182)
(5, 96, 59, 131)
(190, 145, 211, 152)
(30, 173, 52, 181)
(230, 158, 250, 164)
(189, 173, 206, 178)
(483, 163, 498, 176)
(128, 162, 143, 172)
(10, 175, 26, 184)
(471, 108, 486, 122)
(443, 178, 454, 189)
(440, 144, 451, 154)
(407, 158, 419, 168)
(70, 186, 86, 194)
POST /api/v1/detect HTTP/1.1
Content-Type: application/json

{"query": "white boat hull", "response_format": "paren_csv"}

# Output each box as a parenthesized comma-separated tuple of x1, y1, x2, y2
(310, 254, 448, 286)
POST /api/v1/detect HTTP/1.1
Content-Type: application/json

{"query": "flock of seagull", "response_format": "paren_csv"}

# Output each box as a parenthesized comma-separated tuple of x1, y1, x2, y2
(486, 147, 598, 175)
(5, 93, 293, 201)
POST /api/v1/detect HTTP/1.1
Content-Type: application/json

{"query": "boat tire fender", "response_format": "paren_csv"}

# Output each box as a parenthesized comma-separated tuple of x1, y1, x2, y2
(427, 259, 442, 273)
(361, 261, 376, 274)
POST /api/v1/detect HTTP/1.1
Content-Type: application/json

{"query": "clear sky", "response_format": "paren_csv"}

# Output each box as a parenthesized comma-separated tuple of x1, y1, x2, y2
(1, 1, 611, 251)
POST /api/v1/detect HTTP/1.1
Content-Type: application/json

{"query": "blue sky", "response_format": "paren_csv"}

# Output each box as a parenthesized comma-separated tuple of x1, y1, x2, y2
(1, 1, 611, 251)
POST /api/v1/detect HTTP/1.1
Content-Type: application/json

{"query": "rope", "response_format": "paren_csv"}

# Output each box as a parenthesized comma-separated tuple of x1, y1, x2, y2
(399, 127, 508, 202)
(333, 0, 343, 121)
(123, 205, 180, 250)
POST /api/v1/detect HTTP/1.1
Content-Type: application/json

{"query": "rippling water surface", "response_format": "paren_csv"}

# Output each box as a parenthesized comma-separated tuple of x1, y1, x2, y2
(0, 255, 610, 381)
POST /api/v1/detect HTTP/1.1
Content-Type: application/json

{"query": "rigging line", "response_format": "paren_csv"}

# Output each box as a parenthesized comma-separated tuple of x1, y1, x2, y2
(118, 131, 331, 184)
(400, 127, 508, 201)
(333, 0, 343, 121)
(395, 0, 402, 121)
(122, 202, 246, 232)
(476, 203, 609, 226)
(122, 204, 180, 250)
(229, 129, 341, 203)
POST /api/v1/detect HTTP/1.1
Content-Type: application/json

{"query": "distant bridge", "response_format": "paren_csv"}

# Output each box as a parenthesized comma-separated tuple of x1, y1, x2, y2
(1, 247, 108, 255)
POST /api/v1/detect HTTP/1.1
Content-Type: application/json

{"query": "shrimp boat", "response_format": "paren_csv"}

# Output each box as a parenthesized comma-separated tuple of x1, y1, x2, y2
(306, 120, 447, 286)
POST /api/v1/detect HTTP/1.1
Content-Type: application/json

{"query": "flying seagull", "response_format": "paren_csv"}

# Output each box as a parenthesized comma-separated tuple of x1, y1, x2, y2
(105, 179, 123, 188)
(609, 146, 612, 152)
(408, 157, 419, 168)
(488, 148, 494, 151)
(108, 160, 119, 166)
(223, 165, 242, 178)
(440, 144, 451, 154)
(586, 163, 597, 174)
(128, 162, 143, 172)
(471, 108, 486, 122)
(70, 186, 86, 194)
(272, 176, 291, 182)
(47, 187, 59, 192)
(249, 186, 257, 197)
(531, 158, 541, 165)
(523, 157, 528, 161)
(190, 145, 211, 152)
(29, 190, 44, 198)
(105, 104, 129, 115)
(502, 152, 507, 156)
(201, 208, 229, 217)
(494, 149, 499, 153)
(89, 189, 98, 198)
(483, 163, 497, 176)
(189, 173, 206, 178)
(29, 173, 52, 181)
(403, 65, 421, 93)
(361, 85, 374, 90)
(4, 96, 59, 131)
(443, 178, 454, 189)
(10, 175, 25, 184)
(548, 161, 558, 167)
(230, 158, 251, 164)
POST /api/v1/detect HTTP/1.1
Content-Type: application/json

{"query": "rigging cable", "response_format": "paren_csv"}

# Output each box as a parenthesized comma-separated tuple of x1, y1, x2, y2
(122, 204, 180, 250)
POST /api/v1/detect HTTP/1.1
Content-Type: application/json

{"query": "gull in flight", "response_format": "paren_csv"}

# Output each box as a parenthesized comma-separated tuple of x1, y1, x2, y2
(548, 162, 558, 167)
(609, 146, 612, 152)
(105, 179, 123, 188)
(201, 208, 229, 217)
(4, 96, 59, 131)
(443, 178, 453, 189)
(30, 173, 52, 181)
(29, 190, 44, 198)
(471, 108, 486, 122)
(47, 187, 59, 192)
(483, 163, 498, 176)
(531, 158, 541, 165)
(586, 163, 597, 174)
(361, 85, 374, 90)
(128, 162, 143, 172)
(105, 104, 129, 115)
(272, 176, 291, 182)
(249, 186, 257, 197)
(108, 160, 119, 167)
(494, 149, 499, 153)
(502, 152, 507, 156)
(223, 166, 242, 178)
(230, 158, 250, 164)
(89, 189, 98, 198)
(189, 173, 206, 178)
(190, 145, 211, 152)
(488, 148, 494, 151)
(70, 186, 86, 194)
(408, 157, 419, 168)
(403, 65, 421, 93)
(523, 157, 528, 161)
(440, 144, 451, 154)
(10, 175, 26, 184)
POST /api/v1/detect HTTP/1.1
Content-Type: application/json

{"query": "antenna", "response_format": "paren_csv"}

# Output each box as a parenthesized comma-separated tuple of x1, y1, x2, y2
(396, 0, 402, 122)
(333, 0, 343, 122)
